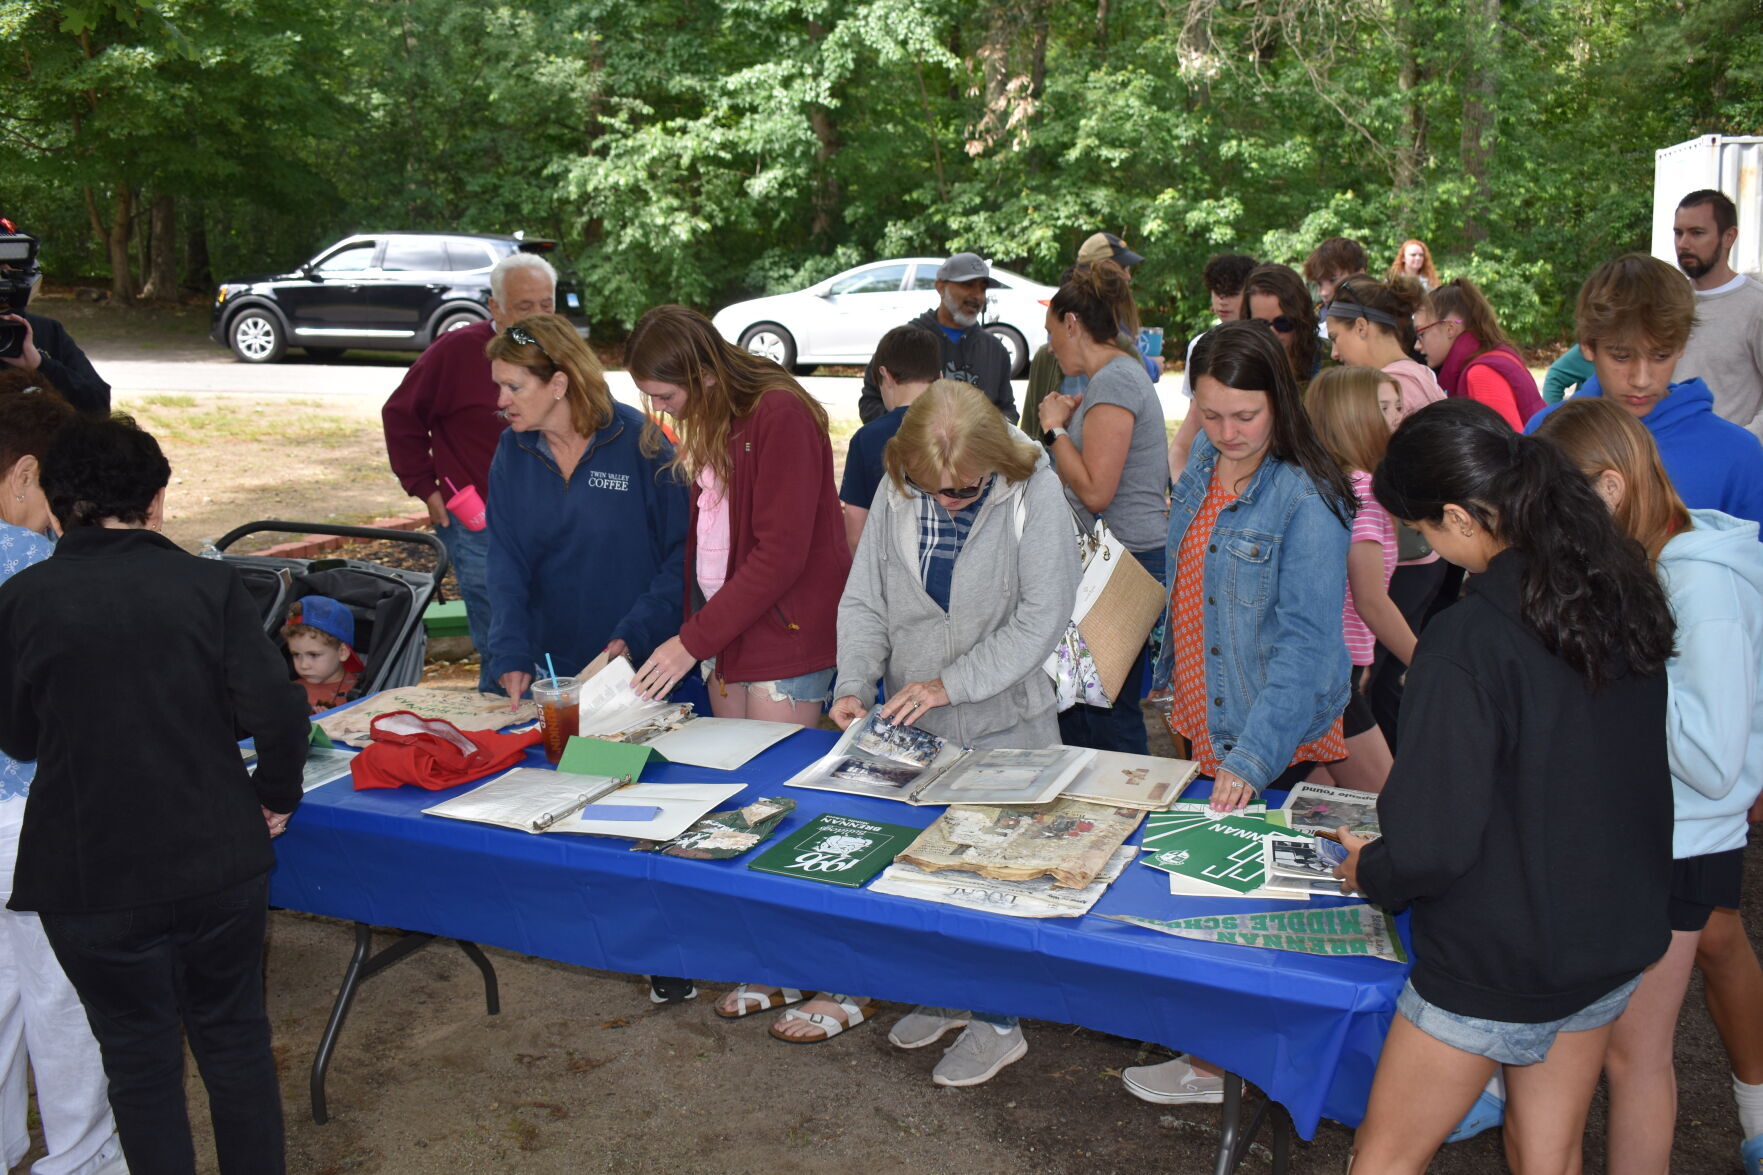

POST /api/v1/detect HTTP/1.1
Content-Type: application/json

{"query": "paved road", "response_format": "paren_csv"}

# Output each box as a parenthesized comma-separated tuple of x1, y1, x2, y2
(94, 350, 1196, 424)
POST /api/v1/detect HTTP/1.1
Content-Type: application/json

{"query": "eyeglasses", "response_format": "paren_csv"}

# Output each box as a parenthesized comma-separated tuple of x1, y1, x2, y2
(507, 324, 550, 358)
(908, 474, 988, 501)
(1413, 318, 1461, 339)
(1254, 315, 1297, 334)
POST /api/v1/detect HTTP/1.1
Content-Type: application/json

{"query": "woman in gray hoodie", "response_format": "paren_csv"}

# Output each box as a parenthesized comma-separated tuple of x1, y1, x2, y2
(829, 380, 1080, 1088)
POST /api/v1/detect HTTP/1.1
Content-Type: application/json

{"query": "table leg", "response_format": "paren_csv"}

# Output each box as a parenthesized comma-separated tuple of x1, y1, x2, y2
(1211, 1071, 1292, 1175)
(456, 938, 501, 1014)
(308, 922, 499, 1125)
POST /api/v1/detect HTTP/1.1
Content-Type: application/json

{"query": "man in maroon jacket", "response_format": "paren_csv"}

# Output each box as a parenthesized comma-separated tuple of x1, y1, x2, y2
(382, 253, 556, 691)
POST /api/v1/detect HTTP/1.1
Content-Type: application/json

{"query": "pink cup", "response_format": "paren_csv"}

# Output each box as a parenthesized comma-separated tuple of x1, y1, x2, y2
(445, 483, 487, 531)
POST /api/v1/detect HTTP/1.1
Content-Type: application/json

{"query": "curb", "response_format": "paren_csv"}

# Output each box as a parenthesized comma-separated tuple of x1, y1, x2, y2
(250, 512, 435, 560)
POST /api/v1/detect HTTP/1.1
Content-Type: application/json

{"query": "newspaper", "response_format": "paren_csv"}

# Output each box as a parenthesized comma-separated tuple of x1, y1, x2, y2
(871, 845, 1137, 918)
(1104, 904, 1408, 963)
(896, 799, 1144, 888)
(1282, 781, 1381, 836)
(316, 686, 538, 747)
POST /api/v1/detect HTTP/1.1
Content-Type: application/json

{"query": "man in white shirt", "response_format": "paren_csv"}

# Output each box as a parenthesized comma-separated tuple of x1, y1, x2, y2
(1675, 189, 1763, 441)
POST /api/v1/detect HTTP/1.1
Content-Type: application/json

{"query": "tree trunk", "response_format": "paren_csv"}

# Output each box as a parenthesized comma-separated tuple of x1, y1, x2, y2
(1028, 0, 1051, 100)
(105, 187, 136, 301)
(1095, 0, 1110, 63)
(1458, 0, 1499, 243)
(1393, 12, 1426, 202)
(805, 20, 842, 245)
(185, 202, 212, 292)
(139, 194, 178, 301)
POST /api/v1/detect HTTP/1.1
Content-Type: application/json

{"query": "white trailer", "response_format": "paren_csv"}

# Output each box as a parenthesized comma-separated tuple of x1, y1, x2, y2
(1653, 135, 1763, 277)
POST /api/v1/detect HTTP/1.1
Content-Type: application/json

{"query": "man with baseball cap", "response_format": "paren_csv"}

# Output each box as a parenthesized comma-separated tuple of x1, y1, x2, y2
(1076, 231, 1144, 269)
(857, 252, 1015, 423)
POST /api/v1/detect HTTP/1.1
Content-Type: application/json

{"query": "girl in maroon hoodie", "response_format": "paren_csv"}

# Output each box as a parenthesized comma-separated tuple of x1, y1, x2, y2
(626, 304, 859, 1035)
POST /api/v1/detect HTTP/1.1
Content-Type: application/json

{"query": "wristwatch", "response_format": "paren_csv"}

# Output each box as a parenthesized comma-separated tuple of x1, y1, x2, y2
(1044, 426, 1068, 448)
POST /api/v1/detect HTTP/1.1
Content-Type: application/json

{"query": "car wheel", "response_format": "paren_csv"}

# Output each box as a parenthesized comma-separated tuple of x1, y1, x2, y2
(738, 323, 797, 369)
(304, 347, 345, 362)
(229, 309, 286, 363)
(434, 311, 482, 339)
(985, 324, 1029, 378)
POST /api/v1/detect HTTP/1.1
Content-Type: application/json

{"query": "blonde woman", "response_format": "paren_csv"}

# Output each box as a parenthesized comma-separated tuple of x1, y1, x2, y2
(483, 313, 690, 705)
(832, 381, 1080, 1085)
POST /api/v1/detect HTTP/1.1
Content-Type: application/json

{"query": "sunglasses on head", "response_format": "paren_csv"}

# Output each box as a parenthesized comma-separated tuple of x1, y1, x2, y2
(908, 474, 988, 501)
(1254, 315, 1297, 334)
(507, 324, 550, 357)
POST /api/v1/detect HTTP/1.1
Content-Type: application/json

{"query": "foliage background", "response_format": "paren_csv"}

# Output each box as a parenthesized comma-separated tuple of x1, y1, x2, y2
(2, 0, 1758, 345)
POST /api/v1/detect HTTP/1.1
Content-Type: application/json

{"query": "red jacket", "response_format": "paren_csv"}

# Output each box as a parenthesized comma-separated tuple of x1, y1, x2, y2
(679, 389, 851, 682)
(381, 320, 503, 503)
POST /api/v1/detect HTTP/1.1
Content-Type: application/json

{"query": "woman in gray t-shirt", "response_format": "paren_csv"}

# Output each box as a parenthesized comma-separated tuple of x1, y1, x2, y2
(1037, 261, 1170, 752)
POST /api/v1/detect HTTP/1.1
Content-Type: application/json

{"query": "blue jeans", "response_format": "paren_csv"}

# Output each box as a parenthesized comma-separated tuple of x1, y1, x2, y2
(1058, 546, 1167, 754)
(436, 521, 495, 693)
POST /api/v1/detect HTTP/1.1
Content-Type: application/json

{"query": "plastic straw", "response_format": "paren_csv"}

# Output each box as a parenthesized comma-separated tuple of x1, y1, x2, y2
(545, 653, 558, 687)
(445, 477, 460, 496)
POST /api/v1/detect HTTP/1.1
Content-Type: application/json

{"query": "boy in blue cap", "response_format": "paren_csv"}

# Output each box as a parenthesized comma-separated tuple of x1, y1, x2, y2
(284, 596, 363, 713)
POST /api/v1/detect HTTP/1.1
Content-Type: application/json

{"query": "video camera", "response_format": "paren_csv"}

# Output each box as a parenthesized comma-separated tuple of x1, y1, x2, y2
(0, 229, 42, 360)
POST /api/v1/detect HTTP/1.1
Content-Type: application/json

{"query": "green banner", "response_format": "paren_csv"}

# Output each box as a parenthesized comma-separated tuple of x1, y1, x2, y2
(1105, 904, 1408, 963)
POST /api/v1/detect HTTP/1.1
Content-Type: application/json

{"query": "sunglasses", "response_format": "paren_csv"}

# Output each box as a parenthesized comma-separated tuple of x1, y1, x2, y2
(507, 324, 550, 357)
(1254, 315, 1297, 334)
(909, 474, 988, 501)
(1413, 318, 1461, 338)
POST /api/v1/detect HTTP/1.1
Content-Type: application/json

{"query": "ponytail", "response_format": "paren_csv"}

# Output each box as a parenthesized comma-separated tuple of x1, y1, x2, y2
(1049, 260, 1139, 350)
(1423, 278, 1508, 357)
(1373, 399, 1673, 686)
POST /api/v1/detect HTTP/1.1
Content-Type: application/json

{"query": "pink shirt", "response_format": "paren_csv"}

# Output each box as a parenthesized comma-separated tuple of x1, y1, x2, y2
(1344, 470, 1397, 666)
(694, 466, 732, 600)
(1382, 359, 1444, 420)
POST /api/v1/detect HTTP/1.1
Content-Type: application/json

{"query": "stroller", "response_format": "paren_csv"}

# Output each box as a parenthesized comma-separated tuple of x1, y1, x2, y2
(213, 521, 450, 702)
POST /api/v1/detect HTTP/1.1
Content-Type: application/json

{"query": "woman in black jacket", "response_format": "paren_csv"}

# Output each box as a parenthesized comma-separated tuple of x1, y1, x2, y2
(0, 415, 309, 1175)
(1335, 400, 1677, 1174)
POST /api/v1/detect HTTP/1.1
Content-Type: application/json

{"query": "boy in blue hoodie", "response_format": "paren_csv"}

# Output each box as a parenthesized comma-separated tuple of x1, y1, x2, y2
(1526, 254, 1763, 536)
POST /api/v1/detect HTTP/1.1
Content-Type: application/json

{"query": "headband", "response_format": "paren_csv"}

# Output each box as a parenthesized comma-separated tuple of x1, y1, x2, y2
(1325, 301, 1401, 328)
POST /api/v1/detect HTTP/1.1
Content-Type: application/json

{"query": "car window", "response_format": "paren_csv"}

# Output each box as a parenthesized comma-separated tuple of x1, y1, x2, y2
(382, 238, 451, 272)
(445, 241, 496, 272)
(910, 266, 939, 291)
(828, 264, 907, 296)
(315, 242, 377, 274)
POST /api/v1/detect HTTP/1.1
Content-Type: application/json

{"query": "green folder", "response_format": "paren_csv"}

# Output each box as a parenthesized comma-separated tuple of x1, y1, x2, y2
(557, 737, 662, 781)
(747, 812, 921, 888)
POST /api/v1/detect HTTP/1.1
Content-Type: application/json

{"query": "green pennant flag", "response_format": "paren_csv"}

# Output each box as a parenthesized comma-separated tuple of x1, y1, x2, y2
(557, 737, 663, 781)
(1105, 905, 1408, 963)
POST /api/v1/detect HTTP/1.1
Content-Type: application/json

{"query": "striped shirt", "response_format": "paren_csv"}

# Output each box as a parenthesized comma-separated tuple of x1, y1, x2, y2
(916, 478, 994, 611)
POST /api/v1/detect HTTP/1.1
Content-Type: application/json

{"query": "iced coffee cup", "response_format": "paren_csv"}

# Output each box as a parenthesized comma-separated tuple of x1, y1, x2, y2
(530, 676, 582, 764)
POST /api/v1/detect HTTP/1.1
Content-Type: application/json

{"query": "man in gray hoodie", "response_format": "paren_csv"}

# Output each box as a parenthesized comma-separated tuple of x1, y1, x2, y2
(857, 253, 1015, 423)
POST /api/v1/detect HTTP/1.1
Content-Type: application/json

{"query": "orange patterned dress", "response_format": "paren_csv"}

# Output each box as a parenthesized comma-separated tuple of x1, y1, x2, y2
(1167, 471, 1346, 776)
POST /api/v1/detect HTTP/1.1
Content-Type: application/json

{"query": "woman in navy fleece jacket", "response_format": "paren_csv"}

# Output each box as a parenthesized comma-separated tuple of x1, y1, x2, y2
(482, 315, 688, 701)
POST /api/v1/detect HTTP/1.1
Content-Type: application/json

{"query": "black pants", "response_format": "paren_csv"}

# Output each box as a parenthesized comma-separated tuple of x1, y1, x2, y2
(1366, 560, 1449, 745)
(40, 874, 285, 1175)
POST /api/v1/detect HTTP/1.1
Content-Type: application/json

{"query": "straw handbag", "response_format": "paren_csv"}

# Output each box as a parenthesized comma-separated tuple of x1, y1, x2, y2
(1042, 510, 1166, 708)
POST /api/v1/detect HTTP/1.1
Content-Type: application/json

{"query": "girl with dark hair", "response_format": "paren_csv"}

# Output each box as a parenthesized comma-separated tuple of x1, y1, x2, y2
(1336, 398, 1676, 1173)
(1242, 263, 1321, 385)
(1413, 278, 1544, 429)
(0, 414, 310, 1175)
(1538, 398, 1763, 1175)
(0, 385, 127, 1175)
(1122, 320, 1356, 1106)
(1038, 261, 1169, 752)
(1326, 275, 1440, 415)
(624, 305, 856, 1037)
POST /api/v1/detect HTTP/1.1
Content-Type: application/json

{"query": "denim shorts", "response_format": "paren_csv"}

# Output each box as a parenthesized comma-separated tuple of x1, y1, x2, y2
(701, 658, 835, 706)
(1396, 975, 1641, 1066)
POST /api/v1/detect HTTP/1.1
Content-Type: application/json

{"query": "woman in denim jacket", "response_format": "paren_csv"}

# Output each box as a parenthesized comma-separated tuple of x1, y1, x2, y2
(1124, 321, 1359, 1106)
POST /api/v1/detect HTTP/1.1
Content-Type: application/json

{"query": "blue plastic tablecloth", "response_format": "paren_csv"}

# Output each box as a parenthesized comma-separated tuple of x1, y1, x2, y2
(269, 728, 1409, 1137)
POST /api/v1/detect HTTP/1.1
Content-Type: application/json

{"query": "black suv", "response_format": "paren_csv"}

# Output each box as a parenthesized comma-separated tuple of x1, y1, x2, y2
(210, 232, 587, 363)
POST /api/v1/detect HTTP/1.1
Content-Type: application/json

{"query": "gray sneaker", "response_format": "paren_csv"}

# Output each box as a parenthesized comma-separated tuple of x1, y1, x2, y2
(889, 1006, 972, 1049)
(932, 1023, 1027, 1087)
(1121, 1056, 1225, 1105)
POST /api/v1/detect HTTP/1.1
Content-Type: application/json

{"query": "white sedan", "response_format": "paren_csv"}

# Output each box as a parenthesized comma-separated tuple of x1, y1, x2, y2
(711, 257, 1057, 377)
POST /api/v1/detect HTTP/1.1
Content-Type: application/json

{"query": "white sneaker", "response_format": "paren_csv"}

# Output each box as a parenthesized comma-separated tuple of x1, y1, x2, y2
(932, 1023, 1027, 1087)
(1122, 1056, 1225, 1105)
(889, 1005, 972, 1049)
